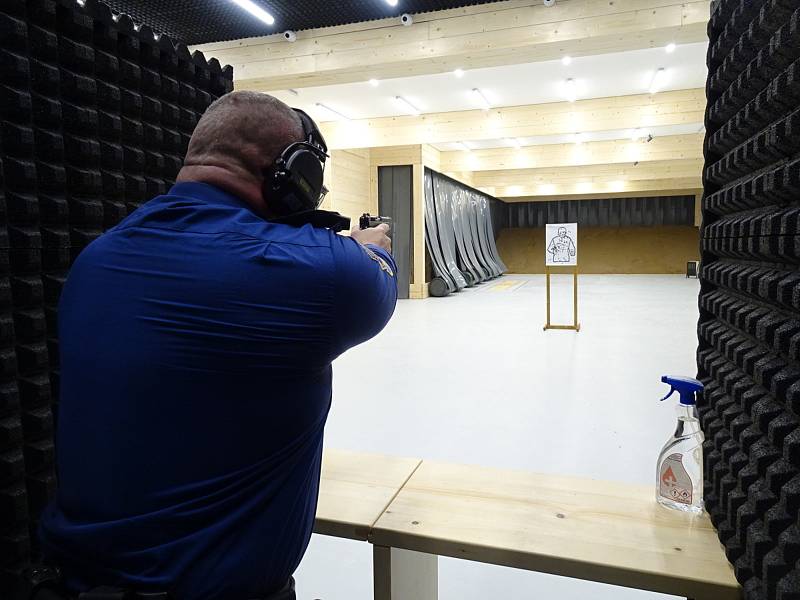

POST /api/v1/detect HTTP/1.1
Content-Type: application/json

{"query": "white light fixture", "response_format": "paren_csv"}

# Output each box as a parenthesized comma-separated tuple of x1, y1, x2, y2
(665, 43, 676, 53)
(649, 67, 667, 94)
(386, 0, 399, 5)
(76, 0, 86, 6)
(457, 141, 472, 152)
(472, 88, 491, 111)
(562, 55, 572, 66)
(564, 78, 577, 102)
(369, 78, 380, 87)
(394, 96, 420, 116)
(228, 0, 275, 26)
(453, 68, 465, 78)
(315, 102, 350, 121)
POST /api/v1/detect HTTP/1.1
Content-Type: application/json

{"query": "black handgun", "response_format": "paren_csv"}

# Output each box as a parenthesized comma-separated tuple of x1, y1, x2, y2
(359, 213, 393, 231)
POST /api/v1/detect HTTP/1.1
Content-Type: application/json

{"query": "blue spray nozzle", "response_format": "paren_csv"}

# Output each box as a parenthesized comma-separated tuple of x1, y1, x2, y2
(660, 375, 704, 405)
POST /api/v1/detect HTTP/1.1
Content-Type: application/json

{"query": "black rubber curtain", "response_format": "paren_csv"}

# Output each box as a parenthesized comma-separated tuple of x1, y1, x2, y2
(424, 169, 506, 295)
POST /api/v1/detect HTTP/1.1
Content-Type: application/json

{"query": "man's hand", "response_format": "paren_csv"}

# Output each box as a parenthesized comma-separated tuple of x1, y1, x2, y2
(350, 223, 391, 252)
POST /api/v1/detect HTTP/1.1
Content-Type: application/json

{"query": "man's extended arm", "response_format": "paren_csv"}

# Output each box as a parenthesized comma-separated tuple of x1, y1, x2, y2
(331, 228, 398, 356)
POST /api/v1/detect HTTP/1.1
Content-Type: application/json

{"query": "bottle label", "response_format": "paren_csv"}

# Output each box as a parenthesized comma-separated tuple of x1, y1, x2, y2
(659, 453, 692, 504)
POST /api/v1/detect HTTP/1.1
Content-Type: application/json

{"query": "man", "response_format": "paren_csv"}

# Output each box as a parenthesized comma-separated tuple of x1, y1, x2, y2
(547, 226, 577, 263)
(39, 92, 397, 599)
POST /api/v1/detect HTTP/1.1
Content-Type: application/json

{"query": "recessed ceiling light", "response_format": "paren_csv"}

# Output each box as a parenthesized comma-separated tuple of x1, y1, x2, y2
(649, 67, 667, 94)
(665, 43, 676, 53)
(562, 56, 572, 66)
(395, 96, 420, 116)
(369, 79, 380, 87)
(228, 0, 275, 26)
(315, 102, 350, 121)
(386, 0, 399, 5)
(454, 68, 465, 78)
(472, 88, 491, 111)
(564, 78, 577, 102)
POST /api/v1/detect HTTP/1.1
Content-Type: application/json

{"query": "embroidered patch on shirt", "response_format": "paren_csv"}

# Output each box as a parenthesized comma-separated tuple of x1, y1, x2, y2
(364, 246, 395, 277)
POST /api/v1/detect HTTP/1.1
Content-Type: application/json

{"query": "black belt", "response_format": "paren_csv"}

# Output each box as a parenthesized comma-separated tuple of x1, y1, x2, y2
(25, 566, 296, 600)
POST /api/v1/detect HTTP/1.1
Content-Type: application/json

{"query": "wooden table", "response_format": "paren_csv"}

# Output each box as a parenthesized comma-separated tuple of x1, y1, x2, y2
(369, 460, 741, 600)
(313, 448, 421, 541)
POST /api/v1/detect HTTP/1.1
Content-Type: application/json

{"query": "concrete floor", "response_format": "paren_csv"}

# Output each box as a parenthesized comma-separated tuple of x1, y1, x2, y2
(295, 274, 702, 600)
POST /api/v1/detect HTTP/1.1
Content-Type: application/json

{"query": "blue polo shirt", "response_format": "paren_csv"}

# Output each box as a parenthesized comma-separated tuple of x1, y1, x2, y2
(39, 182, 398, 599)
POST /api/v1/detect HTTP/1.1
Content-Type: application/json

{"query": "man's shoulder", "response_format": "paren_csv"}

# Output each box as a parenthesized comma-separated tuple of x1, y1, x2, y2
(112, 193, 340, 250)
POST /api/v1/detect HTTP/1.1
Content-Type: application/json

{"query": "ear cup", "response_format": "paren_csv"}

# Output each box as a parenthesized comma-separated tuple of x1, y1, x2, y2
(262, 107, 328, 217)
(264, 145, 326, 216)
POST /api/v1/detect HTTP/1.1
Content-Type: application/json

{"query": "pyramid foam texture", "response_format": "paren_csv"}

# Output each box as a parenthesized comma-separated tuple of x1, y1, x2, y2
(699, 1, 800, 599)
(0, 0, 232, 596)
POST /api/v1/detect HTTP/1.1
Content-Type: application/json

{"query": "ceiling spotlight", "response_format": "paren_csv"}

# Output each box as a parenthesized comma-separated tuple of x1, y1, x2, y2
(472, 88, 491, 111)
(562, 55, 572, 66)
(283, 30, 297, 42)
(228, 0, 275, 26)
(665, 43, 676, 53)
(386, 0, 398, 5)
(564, 78, 577, 102)
(649, 67, 667, 94)
(394, 95, 420, 116)
(315, 102, 350, 121)
(453, 68, 465, 78)
(369, 78, 380, 87)
(543, 0, 556, 5)
(400, 13, 413, 26)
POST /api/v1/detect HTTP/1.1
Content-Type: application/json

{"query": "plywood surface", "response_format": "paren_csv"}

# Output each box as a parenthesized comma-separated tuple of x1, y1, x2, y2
(315, 449, 421, 541)
(194, 0, 709, 91)
(371, 460, 740, 599)
(318, 89, 706, 150)
(497, 226, 700, 274)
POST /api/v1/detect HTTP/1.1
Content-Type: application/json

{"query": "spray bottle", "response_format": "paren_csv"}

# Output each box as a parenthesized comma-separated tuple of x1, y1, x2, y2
(657, 375, 705, 514)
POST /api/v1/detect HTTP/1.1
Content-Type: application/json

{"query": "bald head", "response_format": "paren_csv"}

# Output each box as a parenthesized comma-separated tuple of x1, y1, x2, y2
(177, 91, 305, 216)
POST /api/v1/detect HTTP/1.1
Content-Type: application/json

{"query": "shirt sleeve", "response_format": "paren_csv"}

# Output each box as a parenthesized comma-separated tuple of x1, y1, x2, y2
(331, 235, 398, 356)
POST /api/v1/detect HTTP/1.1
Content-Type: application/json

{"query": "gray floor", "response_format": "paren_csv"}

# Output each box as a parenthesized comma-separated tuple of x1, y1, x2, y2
(296, 275, 701, 600)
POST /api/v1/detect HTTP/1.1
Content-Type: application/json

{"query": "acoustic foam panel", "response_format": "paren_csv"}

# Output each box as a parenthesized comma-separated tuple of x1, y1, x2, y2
(0, 0, 232, 595)
(698, 1, 800, 599)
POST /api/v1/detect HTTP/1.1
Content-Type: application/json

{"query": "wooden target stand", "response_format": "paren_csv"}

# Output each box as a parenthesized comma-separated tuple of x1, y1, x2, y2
(543, 265, 580, 332)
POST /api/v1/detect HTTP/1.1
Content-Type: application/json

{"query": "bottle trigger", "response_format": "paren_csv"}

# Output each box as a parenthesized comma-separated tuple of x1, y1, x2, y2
(660, 387, 676, 402)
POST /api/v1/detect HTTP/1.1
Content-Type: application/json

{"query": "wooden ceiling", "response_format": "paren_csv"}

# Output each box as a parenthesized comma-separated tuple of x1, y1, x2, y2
(194, 0, 710, 201)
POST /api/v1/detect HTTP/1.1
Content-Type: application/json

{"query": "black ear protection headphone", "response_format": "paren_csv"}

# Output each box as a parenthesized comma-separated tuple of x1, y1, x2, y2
(263, 108, 330, 217)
